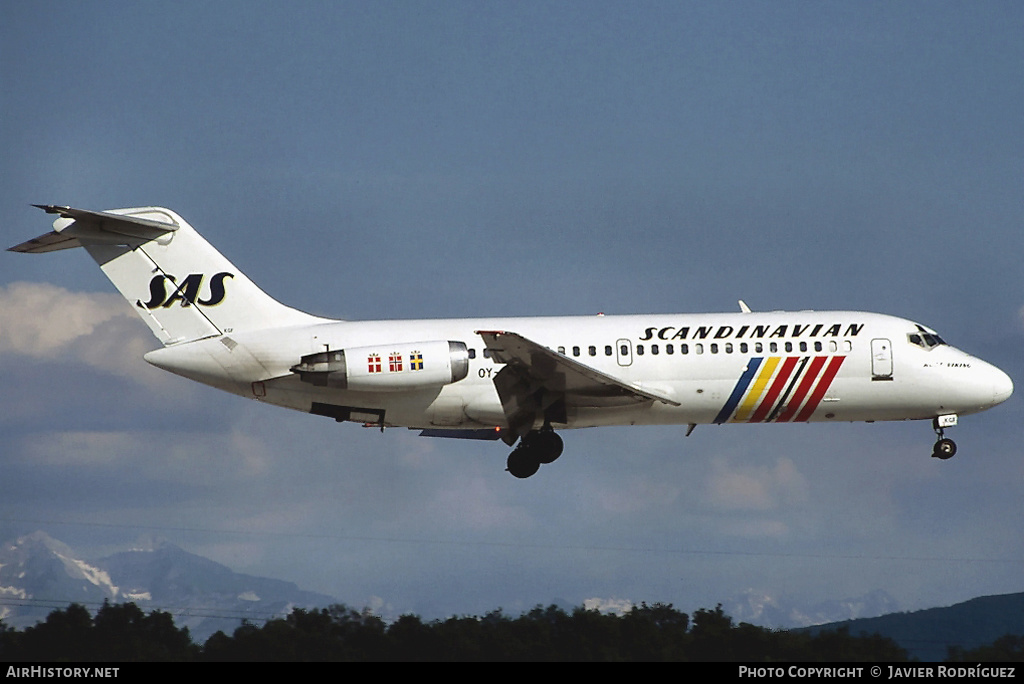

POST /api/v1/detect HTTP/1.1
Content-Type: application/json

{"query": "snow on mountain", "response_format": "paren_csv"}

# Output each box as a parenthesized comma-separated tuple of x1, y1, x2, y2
(0, 531, 119, 625)
(725, 587, 900, 629)
(0, 531, 903, 643)
(0, 531, 338, 643)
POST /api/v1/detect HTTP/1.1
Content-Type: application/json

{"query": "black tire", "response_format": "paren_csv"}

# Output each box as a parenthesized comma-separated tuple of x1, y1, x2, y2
(531, 430, 564, 465)
(506, 446, 541, 479)
(931, 438, 957, 460)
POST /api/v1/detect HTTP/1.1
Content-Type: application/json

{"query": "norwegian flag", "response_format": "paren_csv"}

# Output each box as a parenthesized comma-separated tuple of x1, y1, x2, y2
(389, 352, 403, 372)
(367, 354, 381, 373)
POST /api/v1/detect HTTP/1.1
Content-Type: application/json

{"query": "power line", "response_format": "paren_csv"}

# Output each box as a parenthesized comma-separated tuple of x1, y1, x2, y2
(2, 515, 1021, 565)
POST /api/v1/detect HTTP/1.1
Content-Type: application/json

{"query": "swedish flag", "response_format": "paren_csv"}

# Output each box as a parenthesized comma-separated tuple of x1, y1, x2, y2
(410, 352, 424, 371)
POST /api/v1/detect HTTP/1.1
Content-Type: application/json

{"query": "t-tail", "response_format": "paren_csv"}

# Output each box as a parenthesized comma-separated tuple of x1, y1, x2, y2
(9, 205, 321, 345)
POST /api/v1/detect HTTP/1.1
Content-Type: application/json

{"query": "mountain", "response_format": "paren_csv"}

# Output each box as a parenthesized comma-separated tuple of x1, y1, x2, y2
(805, 592, 1024, 661)
(0, 531, 337, 644)
(725, 588, 900, 629)
(0, 531, 120, 623)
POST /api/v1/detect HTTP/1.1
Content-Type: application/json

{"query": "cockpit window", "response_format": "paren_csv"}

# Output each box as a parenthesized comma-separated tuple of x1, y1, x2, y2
(908, 326, 946, 350)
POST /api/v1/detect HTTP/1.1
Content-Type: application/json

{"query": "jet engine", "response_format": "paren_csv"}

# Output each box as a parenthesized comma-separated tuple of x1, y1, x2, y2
(291, 340, 469, 392)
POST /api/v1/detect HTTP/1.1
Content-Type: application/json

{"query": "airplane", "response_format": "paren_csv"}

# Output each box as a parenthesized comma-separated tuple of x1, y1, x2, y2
(10, 205, 1014, 478)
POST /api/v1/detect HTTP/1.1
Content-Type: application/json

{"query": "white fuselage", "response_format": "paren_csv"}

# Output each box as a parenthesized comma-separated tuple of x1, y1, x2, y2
(144, 310, 1013, 433)
(13, 205, 1013, 475)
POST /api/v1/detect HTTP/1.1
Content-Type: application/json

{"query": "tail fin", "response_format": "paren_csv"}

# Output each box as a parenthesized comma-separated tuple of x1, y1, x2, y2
(10, 205, 322, 345)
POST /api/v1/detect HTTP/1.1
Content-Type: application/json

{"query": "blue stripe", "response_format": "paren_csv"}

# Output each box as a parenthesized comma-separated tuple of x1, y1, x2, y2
(713, 357, 763, 424)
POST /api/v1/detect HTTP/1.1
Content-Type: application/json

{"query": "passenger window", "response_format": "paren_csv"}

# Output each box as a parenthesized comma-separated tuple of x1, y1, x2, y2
(573, 346, 580, 357)
(710, 343, 719, 354)
(814, 341, 822, 352)
(620, 344, 629, 356)
(695, 343, 704, 355)
(589, 345, 596, 356)
(681, 344, 689, 355)
(468, 348, 476, 359)
(725, 343, 733, 354)
(605, 345, 613, 356)
(651, 344, 659, 355)
(740, 343, 748, 354)
(829, 341, 838, 353)
(844, 341, 852, 352)
(666, 344, 674, 355)
(483, 348, 491, 358)
(637, 344, 644, 356)
(755, 342, 763, 353)
(769, 342, 778, 353)
(558, 346, 565, 354)
(784, 342, 793, 353)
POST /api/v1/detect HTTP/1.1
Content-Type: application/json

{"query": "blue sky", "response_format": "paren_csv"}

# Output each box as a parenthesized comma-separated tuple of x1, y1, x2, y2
(2, 1, 1022, 622)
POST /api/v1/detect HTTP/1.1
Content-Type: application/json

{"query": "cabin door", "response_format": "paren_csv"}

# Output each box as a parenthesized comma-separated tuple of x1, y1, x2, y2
(871, 338, 893, 380)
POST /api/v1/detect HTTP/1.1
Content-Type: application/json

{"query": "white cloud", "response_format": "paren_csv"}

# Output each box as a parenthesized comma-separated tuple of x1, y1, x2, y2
(594, 476, 682, 514)
(583, 597, 634, 615)
(0, 282, 132, 354)
(17, 430, 138, 466)
(705, 457, 809, 512)
(0, 281, 160, 384)
(425, 474, 535, 532)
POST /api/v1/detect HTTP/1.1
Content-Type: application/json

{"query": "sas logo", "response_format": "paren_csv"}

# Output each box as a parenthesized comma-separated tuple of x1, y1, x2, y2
(139, 272, 234, 309)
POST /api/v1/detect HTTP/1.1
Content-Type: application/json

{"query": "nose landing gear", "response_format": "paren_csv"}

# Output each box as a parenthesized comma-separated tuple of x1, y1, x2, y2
(506, 428, 564, 479)
(931, 415, 958, 460)
(932, 438, 957, 459)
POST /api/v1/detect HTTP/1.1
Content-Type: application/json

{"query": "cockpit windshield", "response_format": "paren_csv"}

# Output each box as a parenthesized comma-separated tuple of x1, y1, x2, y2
(907, 324, 946, 350)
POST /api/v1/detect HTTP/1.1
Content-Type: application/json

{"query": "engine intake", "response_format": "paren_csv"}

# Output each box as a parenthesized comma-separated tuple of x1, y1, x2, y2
(292, 340, 469, 392)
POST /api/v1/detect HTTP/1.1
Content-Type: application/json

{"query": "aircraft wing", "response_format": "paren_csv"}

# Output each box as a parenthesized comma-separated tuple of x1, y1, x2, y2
(9, 205, 178, 253)
(476, 330, 679, 442)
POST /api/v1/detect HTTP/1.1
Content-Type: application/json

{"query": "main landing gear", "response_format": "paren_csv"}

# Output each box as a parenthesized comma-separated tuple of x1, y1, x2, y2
(506, 428, 563, 479)
(931, 415, 958, 460)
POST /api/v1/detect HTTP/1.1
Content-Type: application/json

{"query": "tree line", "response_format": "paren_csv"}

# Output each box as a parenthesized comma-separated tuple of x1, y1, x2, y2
(1, 600, 1021, 661)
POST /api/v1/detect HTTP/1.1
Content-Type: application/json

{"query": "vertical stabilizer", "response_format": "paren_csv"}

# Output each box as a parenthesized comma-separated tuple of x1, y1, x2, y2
(10, 206, 322, 345)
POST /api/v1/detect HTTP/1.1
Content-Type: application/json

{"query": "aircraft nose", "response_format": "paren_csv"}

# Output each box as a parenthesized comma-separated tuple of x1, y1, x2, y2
(946, 354, 1014, 413)
(991, 365, 1014, 406)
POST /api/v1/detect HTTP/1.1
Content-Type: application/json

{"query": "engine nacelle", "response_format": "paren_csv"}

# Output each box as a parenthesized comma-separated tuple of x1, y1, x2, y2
(291, 340, 469, 392)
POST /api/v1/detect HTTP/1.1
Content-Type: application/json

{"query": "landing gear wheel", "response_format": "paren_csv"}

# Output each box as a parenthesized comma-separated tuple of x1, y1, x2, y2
(506, 446, 541, 479)
(529, 430, 564, 465)
(931, 438, 957, 460)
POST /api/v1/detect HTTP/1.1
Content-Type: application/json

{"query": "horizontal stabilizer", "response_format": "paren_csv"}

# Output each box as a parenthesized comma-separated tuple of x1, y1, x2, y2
(11, 205, 322, 346)
(9, 205, 179, 254)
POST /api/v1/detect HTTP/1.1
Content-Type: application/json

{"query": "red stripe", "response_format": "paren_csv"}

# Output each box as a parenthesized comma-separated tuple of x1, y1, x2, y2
(748, 357, 799, 423)
(794, 356, 846, 422)
(776, 356, 827, 422)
